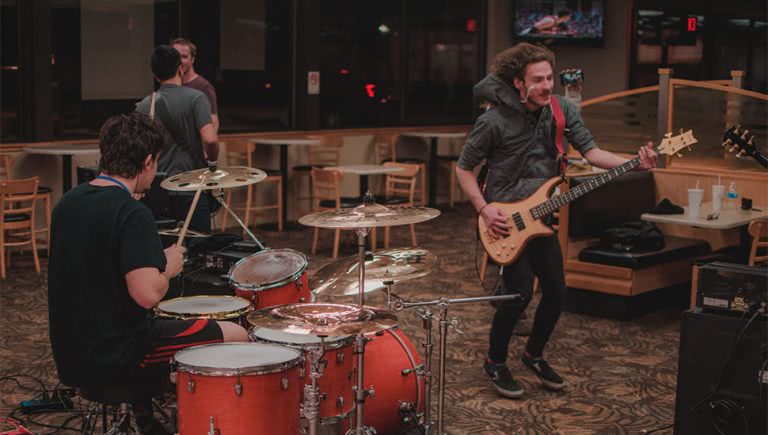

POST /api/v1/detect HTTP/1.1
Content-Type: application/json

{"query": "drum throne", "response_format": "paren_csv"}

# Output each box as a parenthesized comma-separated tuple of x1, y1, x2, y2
(79, 378, 173, 434)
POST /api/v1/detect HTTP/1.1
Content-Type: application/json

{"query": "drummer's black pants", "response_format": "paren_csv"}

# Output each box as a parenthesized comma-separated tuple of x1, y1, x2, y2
(488, 235, 567, 363)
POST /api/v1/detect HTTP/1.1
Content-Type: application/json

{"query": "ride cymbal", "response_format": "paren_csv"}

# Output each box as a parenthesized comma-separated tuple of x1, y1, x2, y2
(298, 203, 440, 229)
(311, 248, 435, 297)
(160, 166, 267, 191)
(246, 303, 398, 336)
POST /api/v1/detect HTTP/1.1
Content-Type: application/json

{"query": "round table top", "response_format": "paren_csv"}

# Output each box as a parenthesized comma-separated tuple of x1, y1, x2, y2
(330, 164, 405, 175)
(248, 138, 322, 146)
(23, 144, 100, 155)
(400, 131, 467, 139)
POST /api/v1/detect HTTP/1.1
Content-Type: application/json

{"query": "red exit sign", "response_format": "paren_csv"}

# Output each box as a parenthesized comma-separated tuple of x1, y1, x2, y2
(687, 17, 697, 31)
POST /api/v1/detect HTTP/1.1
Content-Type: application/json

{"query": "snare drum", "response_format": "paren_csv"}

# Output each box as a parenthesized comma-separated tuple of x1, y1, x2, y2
(229, 249, 311, 309)
(173, 343, 303, 435)
(249, 327, 356, 420)
(154, 295, 252, 326)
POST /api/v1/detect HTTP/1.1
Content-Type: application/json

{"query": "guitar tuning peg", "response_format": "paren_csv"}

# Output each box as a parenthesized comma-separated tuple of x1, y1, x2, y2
(664, 132, 672, 138)
(679, 128, 684, 135)
(677, 153, 683, 158)
(735, 153, 742, 158)
(729, 145, 739, 152)
(737, 151, 746, 157)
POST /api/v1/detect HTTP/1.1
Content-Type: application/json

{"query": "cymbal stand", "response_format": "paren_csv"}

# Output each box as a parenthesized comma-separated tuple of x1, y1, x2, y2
(303, 337, 327, 435)
(392, 294, 521, 435)
(212, 193, 265, 251)
(350, 227, 374, 435)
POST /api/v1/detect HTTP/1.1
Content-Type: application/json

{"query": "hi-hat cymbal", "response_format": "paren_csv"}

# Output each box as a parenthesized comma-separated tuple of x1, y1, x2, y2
(160, 166, 267, 191)
(298, 203, 440, 229)
(246, 303, 397, 336)
(158, 227, 210, 238)
(311, 248, 435, 297)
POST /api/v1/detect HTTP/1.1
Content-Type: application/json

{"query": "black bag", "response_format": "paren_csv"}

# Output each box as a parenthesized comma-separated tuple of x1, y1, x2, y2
(600, 221, 665, 252)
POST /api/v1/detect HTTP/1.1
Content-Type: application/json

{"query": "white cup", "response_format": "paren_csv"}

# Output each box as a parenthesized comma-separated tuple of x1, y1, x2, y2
(688, 188, 704, 219)
(711, 185, 725, 213)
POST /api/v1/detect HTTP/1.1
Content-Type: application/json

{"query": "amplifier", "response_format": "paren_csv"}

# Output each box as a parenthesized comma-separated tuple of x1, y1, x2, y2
(204, 240, 264, 273)
(696, 262, 767, 316)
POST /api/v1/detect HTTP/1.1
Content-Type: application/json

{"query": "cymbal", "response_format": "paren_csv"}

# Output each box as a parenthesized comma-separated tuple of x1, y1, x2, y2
(298, 203, 440, 229)
(158, 227, 210, 238)
(160, 166, 267, 191)
(311, 248, 435, 297)
(246, 303, 397, 336)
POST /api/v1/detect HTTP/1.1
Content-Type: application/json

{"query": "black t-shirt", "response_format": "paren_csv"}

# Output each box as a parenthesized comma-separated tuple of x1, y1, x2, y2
(48, 183, 166, 386)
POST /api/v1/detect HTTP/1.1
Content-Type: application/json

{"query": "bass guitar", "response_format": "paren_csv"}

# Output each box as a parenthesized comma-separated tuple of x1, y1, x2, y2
(478, 130, 698, 265)
(722, 125, 768, 169)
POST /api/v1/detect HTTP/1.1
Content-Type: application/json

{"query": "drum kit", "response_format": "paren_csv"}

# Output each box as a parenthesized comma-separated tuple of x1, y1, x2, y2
(159, 165, 519, 435)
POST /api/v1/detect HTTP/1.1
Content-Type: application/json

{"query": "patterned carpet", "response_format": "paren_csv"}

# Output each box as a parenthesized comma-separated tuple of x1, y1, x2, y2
(0, 203, 682, 434)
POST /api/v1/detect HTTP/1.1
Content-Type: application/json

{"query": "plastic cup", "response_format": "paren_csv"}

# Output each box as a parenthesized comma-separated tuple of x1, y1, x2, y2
(688, 188, 704, 219)
(711, 185, 725, 213)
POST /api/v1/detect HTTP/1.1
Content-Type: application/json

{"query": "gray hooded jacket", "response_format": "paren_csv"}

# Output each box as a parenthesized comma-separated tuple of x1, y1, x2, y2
(457, 74, 597, 203)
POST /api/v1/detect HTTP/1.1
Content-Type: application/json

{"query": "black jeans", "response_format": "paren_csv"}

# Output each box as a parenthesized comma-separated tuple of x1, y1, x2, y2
(488, 234, 567, 363)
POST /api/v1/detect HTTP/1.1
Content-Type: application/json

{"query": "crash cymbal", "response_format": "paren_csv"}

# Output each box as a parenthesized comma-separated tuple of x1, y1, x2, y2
(311, 248, 435, 297)
(246, 303, 397, 336)
(158, 227, 210, 238)
(298, 203, 440, 229)
(160, 166, 267, 191)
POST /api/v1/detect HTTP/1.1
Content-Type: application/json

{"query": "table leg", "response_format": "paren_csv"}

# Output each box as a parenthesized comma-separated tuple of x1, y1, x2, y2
(359, 175, 369, 199)
(280, 144, 289, 223)
(429, 137, 438, 207)
(62, 154, 73, 193)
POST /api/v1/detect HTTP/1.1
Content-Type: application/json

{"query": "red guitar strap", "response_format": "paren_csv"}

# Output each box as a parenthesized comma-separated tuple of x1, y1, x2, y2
(550, 95, 567, 175)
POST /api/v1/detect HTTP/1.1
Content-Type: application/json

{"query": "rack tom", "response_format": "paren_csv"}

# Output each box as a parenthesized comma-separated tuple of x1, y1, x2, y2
(228, 249, 311, 309)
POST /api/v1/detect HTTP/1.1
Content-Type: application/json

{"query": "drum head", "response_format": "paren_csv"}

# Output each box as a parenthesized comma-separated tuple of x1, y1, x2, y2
(229, 249, 308, 290)
(249, 327, 352, 349)
(174, 343, 302, 375)
(156, 296, 251, 320)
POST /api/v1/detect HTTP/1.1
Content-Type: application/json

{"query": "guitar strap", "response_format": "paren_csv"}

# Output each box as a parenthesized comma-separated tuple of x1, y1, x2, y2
(550, 95, 567, 176)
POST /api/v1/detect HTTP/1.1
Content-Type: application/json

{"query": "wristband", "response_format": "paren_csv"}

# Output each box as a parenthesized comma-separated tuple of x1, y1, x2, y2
(478, 203, 489, 214)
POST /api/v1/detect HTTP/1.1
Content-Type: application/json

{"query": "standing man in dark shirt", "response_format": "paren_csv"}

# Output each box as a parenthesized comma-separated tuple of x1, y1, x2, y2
(48, 112, 247, 433)
(171, 37, 219, 134)
(456, 43, 658, 399)
(136, 45, 218, 232)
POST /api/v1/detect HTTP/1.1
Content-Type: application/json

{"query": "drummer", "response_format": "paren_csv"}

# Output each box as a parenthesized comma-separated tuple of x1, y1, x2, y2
(48, 113, 247, 435)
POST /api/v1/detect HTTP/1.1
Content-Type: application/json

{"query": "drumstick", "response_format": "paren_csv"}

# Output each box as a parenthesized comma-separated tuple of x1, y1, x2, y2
(176, 186, 204, 247)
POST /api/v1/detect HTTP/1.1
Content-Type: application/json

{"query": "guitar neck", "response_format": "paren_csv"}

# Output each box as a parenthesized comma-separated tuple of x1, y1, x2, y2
(530, 154, 643, 219)
(751, 151, 768, 169)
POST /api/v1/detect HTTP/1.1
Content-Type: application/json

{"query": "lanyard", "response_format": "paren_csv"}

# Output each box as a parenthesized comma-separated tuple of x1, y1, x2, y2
(95, 175, 131, 194)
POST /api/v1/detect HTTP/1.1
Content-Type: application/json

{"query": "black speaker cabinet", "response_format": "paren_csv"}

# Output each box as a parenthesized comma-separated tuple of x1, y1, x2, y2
(674, 310, 767, 435)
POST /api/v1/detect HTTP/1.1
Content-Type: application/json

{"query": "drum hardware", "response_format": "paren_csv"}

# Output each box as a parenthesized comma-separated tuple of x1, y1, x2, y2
(207, 416, 218, 435)
(302, 337, 327, 435)
(212, 193, 265, 251)
(392, 294, 521, 435)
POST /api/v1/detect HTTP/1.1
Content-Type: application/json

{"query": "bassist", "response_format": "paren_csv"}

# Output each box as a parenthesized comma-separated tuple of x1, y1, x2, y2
(456, 43, 658, 399)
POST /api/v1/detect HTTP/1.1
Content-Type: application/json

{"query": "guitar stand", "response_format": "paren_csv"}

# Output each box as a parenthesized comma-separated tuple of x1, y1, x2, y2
(391, 293, 522, 435)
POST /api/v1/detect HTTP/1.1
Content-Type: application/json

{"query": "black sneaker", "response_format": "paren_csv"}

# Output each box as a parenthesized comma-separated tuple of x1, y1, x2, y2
(521, 354, 567, 391)
(483, 361, 524, 398)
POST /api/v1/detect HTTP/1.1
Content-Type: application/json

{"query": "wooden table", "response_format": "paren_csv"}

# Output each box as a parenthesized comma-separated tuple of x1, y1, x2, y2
(248, 138, 322, 224)
(330, 164, 405, 197)
(642, 202, 768, 229)
(399, 131, 466, 207)
(23, 144, 100, 192)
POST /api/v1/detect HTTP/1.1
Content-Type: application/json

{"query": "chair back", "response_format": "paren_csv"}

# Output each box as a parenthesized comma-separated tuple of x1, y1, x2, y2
(0, 154, 15, 180)
(383, 162, 419, 204)
(220, 139, 255, 167)
(1, 177, 39, 217)
(748, 218, 768, 265)
(374, 133, 398, 163)
(306, 135, 343, 167)
(311, 168, 341, 210)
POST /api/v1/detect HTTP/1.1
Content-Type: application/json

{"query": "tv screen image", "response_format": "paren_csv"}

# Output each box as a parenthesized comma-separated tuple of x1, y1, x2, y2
(515, 0, 604, 41)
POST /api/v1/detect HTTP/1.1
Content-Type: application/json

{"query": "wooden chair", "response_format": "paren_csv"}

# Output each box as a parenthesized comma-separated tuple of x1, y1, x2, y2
(0, 154, 52, 257)
(219, 140, 283, 232)
(436, 135, 466, 207)
(310, 168, 361, 258)
(292, 135, 343, 216)
(1, 177, 41, 279)
(374, 133, 426, 206)
(748, 219, 768, 265)
(381, 162, 420, 248)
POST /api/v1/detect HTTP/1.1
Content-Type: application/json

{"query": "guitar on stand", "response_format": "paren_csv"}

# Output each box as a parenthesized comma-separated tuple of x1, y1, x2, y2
(478, 130, 698, 265)
(722, 125, 768, 169)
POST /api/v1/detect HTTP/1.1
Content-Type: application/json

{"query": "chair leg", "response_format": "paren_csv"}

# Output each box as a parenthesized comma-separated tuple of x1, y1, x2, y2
(449, 162, 456, 208)
(479, 252, 489, 281)
(312, 227, 319, 255)
(409, 224, 417, 247)
(44, 194, 51, 256)
(221, 190, 232, 231)
(30, 228, 40, 274)
(370, 228, 377, 250)
(384, 226, 391, 249)
(332, 229, 341, 259)
(277, 179, 284, 232)
(1, 228, 5, 279)
(420, 165, 426, 206)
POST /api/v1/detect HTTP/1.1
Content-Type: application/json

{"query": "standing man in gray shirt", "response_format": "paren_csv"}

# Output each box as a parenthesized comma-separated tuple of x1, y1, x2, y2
(171, 37, 219, 134)
(456, 43, 658, 399)
(136, 45, 219, 232)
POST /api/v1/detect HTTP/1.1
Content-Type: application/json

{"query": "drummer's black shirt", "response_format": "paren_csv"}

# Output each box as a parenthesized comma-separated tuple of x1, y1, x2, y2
(48, 183, 166, 386)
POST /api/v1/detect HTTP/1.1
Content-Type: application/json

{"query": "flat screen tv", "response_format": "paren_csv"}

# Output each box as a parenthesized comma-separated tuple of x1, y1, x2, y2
(514, 0, 604, 45)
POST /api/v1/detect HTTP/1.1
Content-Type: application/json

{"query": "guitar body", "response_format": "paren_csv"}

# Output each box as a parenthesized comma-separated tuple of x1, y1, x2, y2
(478, 177, 562, 265)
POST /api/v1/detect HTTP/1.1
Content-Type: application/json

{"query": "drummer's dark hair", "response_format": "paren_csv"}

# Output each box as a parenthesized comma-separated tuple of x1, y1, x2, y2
(98, 112, 166, 178)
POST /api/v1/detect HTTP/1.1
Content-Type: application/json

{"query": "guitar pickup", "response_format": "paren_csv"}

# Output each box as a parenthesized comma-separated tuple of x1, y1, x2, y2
(511, 212, 525, 231)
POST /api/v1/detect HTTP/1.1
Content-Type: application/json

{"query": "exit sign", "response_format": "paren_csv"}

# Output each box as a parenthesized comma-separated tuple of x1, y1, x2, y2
(687, 17, 697, 32)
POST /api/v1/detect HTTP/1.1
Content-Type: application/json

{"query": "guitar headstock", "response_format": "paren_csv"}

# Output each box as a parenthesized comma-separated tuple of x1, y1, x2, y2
(723, 125, 757, 159)
(657, 129, 698, 157)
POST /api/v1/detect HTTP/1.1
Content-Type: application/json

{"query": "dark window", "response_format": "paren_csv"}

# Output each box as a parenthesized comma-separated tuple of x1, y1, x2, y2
(1, 0, 19, 141)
